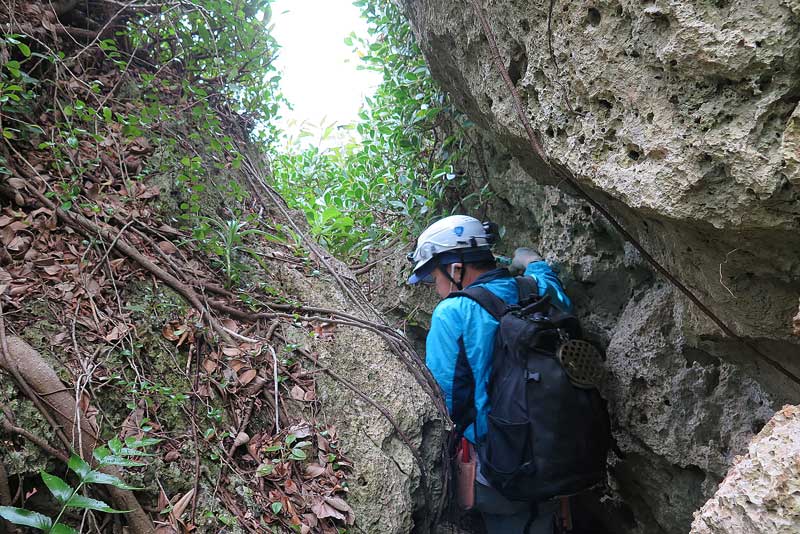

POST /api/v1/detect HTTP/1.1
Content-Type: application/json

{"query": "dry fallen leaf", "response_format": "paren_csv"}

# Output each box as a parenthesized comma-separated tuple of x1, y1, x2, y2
(286, 422, 313, 439)
(233, 431, 250, 448)
(120, 400, 146, 441)
(304, 464, 326, 478)
(202, 359, 218, 373)
(157, 488, 170, 512)
(310, 500, 345, 521)
(303, 514, 318, 528)
(290, 385, 306, 401)
(228, 358, 245, 372)
(157, 240, 178, 254)
(240, 374, 266, 396)
(324, 497, 351, 513)
(222, 346, 242, 357)
(170, 489, 195, 525)
(312, 321, 336, 341)
(138, 185, 161, 199)
(162, 324, 180, 341)
(238, 368, 257, 385)
(129, 137, 152, 154)
(42, 264, 62, 276)
(105, 323, 130, 342)
(324, 497, 354, 525)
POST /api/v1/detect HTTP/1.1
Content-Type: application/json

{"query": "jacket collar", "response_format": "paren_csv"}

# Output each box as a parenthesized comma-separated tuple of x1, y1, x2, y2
(468, 267, 512, 288)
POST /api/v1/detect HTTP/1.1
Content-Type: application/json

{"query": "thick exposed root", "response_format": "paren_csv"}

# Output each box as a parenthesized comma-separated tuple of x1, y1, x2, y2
(2, 337, 154, 534)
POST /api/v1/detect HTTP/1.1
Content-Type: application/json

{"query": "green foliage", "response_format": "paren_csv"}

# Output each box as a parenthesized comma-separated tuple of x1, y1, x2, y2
(0, 438, 157, 533)
(121, 1, 288, 281)
(0, 33, 49, 175)
(3, 1, 287, 285)
(135, 1, 282, 124)
(192, 216, 284, 283)
(270, 1, 472, 260)
(0, 34, 46, 142)
(257, 432, 313, 473)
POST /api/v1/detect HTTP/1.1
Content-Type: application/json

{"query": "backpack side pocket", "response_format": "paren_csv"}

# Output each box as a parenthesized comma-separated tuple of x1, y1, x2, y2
(480, 414, 533, 478)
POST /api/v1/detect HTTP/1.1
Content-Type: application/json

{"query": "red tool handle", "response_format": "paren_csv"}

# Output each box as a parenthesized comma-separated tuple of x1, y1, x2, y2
(461, 437, 470, 462)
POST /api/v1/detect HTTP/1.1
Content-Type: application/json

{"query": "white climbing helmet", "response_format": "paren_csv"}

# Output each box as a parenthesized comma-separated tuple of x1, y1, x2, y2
(407, 215, 496, 284)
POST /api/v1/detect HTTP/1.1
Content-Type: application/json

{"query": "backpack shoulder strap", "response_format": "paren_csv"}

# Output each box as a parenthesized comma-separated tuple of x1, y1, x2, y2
(515, 276, 538, 305)
(446, 286, 507, 321)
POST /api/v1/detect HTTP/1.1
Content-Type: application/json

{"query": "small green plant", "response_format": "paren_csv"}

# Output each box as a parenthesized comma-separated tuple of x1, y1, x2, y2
(192, 216, 283, 283)
(256, 433, 313, 477)
(0, 437, 158, 534)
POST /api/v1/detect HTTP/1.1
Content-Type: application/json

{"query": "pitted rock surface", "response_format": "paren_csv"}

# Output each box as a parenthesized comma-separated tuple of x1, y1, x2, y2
(403, 0, 800, 345)
(690, 405, 800, 534)
(402, 0, 800, 229)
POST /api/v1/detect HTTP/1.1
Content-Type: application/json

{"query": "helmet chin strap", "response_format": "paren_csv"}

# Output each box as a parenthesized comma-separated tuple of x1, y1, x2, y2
(439, 263, 464, 291)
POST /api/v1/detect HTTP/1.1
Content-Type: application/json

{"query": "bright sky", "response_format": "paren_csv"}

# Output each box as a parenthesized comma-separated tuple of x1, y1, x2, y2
(270, 0, 382, 145)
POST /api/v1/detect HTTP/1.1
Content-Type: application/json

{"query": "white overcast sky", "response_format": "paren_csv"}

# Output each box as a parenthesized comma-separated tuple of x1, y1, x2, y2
(270, 0, 382, 141)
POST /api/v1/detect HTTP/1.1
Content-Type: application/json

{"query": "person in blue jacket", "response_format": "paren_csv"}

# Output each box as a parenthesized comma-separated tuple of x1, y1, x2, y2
(408, 215, 573, 534)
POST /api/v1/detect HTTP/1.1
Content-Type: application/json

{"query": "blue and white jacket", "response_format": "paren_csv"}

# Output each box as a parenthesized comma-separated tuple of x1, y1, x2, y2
(425, 262, 573, 444)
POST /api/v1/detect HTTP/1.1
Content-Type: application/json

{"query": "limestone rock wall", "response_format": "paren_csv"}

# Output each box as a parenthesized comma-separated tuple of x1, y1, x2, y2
(691, 405, 800, 534)
(403, 0, 800, 228)
(400, 1, 800, 532)
(278, 263, 445, 534)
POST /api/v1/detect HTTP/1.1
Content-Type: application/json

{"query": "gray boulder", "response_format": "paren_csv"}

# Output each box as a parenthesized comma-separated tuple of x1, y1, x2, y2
(691, 405, 800, 534)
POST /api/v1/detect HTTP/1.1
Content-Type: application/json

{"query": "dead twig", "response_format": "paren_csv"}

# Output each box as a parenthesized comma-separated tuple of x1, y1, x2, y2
(269, 345, 280, 435)
(208, 300, 443, 410)
(265, 320, 280, 341)
(349, 241, 401, 275)
(0, 412, 70, 463)
(226, 397, 257, 458)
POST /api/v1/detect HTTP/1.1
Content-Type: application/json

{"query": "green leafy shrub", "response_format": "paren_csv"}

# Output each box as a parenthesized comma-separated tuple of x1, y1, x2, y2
(0, 438, 157, 534)
(270, 0, 472, 260)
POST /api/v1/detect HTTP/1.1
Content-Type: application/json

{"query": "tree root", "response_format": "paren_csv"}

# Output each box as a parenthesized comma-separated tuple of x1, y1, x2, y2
(0, 461, 19, 533)
(210, 300, 445, 414)
(1, 337, 154, 534)
(0, 462, 11, 506)
(0, 415, 69, 463)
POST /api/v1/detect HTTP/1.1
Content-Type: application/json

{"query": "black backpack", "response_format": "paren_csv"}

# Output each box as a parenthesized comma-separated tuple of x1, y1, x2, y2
(449, 277, 610, 502)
